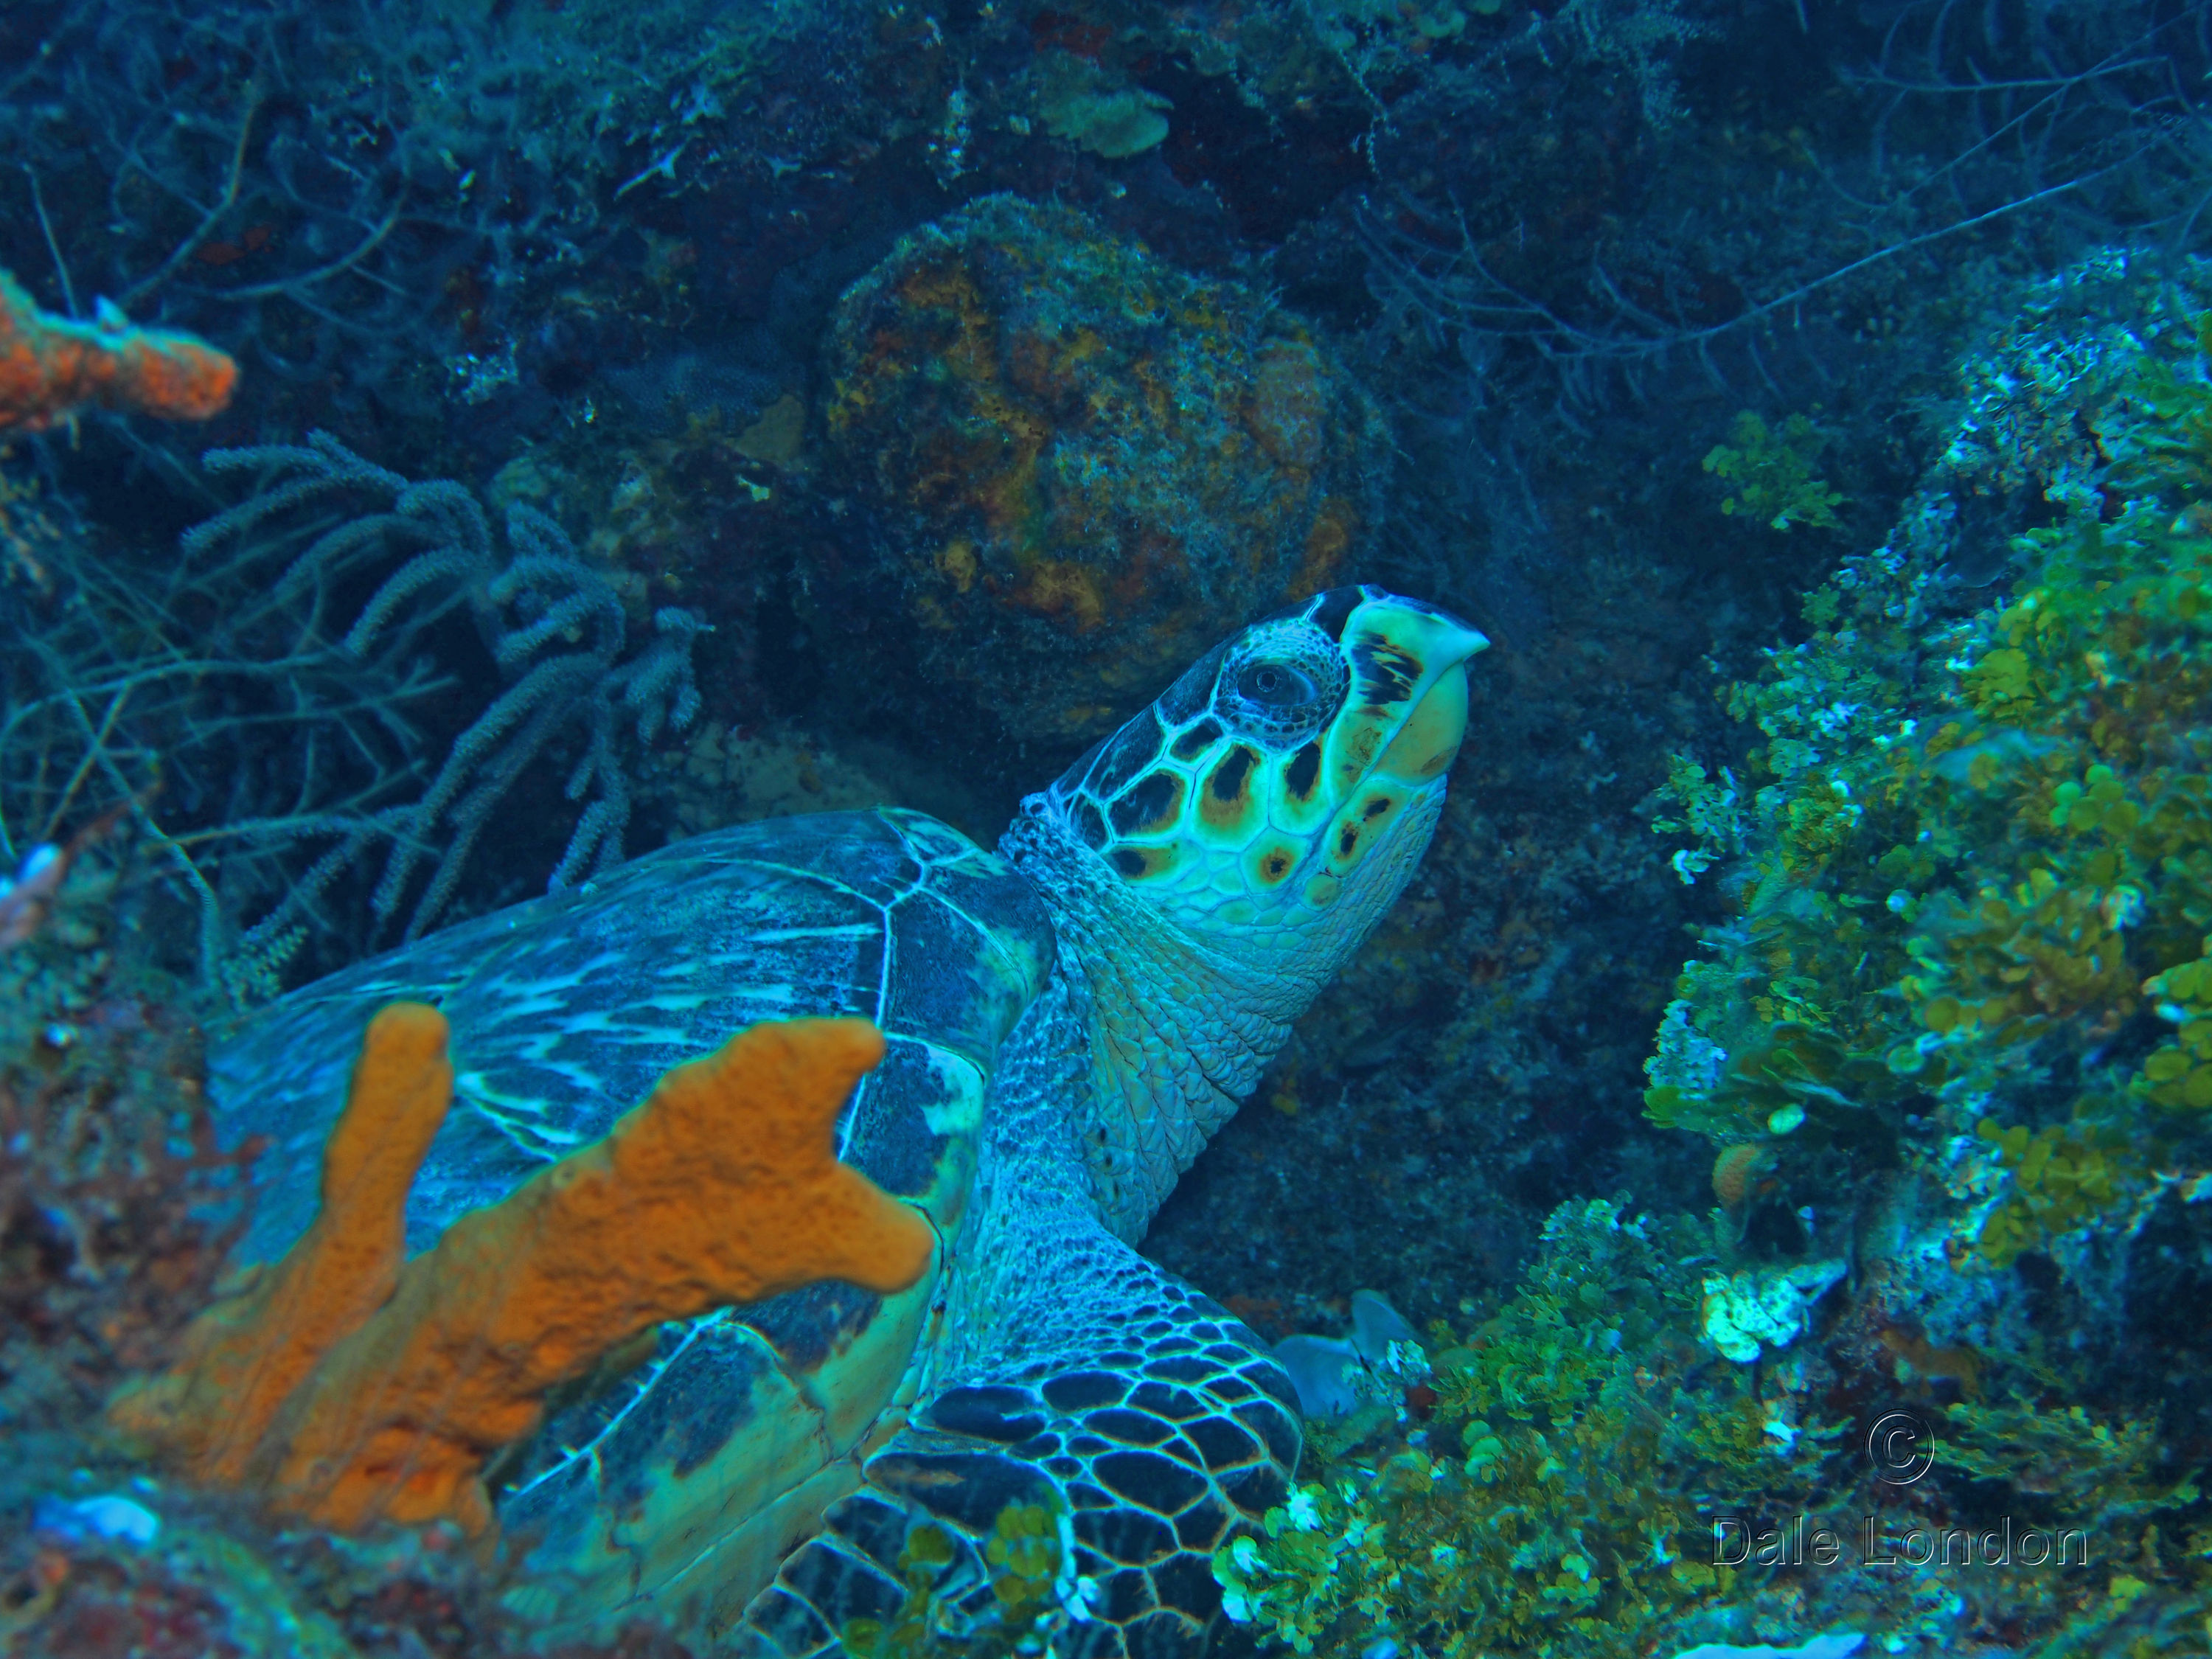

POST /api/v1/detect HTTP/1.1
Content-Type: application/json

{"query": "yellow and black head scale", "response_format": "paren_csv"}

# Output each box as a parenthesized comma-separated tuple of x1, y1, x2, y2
(1029, 585, 1486, 952)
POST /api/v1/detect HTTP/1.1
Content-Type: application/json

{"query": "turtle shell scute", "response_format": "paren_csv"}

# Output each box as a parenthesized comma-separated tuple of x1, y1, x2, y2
(924, 1383, 1051, 1444)
(1078, 1505, 1178, 1567)
(1082, 1407, 1177, 1447)
(1042, 1371, 1129, 1412)
(1091, 1449, 1208, 1514)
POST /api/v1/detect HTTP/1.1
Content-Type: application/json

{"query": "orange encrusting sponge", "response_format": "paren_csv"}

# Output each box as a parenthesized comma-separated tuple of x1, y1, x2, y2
(109, 1004, 933, 1537)
(0, 267, 238, 434)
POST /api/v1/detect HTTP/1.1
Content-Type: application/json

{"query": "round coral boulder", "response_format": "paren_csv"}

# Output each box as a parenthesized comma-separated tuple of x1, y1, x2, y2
(822, 195, 1388, 745)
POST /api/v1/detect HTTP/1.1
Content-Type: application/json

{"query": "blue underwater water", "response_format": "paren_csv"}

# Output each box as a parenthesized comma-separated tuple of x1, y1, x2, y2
(2, 1, 2211, 1656)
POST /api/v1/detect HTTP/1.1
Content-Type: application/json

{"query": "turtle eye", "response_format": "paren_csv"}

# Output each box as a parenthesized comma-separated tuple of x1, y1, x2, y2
(1235, 661, 1320, 708)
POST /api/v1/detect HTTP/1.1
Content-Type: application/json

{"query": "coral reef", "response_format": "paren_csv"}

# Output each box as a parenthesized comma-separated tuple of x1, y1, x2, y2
(3, 4, 2211, 1657)
(1, 1472, 702, 1659)
(113, 1009, 930, 1536)
(1211, 1200, 1847, 1659)
(1636, 252, 2212, 1652)
(1, 872, 254, 1438)
(0, 269, 236, 435)
(822, 195, 1388, 745)
(1645, 257, 2212, 1262)
(0, 1, 867, 425)
(1035, 52, 1173, 159)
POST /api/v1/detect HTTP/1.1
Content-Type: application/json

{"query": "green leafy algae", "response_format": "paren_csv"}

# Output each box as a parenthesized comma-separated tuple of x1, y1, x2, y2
(1652, 316, 2212, 1262)
(843, 1500, 1074, 1659)
(1703, 411, 1848, 533)
(1637, 265, 2212, 1659)
(1212, 1201, 1839, 1659)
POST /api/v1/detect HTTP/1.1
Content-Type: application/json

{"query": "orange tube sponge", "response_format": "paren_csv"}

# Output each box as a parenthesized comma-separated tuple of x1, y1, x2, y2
(111, 1006, 933, 1538)
(0, 267, 238, 434)
(107, 1003, 454, 1484)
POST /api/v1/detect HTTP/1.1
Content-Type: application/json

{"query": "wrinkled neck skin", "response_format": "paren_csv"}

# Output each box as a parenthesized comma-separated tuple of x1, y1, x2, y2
(998, 788, 1443, 1243)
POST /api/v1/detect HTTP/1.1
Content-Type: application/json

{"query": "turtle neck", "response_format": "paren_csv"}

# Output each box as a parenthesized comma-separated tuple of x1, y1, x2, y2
(998, 801, 1335, 1244)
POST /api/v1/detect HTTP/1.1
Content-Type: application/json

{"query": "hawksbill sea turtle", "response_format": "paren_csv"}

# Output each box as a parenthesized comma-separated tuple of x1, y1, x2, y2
(209, 585, 1487, 1658)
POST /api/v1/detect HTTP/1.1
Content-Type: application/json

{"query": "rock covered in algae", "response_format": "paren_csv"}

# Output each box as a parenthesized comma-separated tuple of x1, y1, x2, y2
(822, 195, 1389, 745)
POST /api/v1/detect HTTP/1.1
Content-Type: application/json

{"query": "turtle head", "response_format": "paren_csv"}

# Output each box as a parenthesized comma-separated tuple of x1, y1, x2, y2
(1004, 586, 1485, 1237)
(1026, 585, 1486, 965)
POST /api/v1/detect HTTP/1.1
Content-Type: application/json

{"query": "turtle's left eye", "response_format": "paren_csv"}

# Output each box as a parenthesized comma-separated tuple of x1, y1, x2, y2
(1236, 661, 1320, 707)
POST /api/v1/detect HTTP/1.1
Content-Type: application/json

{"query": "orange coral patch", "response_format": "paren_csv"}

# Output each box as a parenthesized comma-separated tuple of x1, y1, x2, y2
(1245, 338, 1325, 470)
(1711, 1144, 1770, 1208)
(1008, 558, 1107, 632)
(0, 268, 237, 434)
(1878, 1325, 1983, 1395)
(1291, 497, 1356, 597)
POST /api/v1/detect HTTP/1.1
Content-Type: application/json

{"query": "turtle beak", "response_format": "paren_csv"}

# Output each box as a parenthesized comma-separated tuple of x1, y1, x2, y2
(1326, 598, 1489, 791)
(1375, 611, 1486, 785)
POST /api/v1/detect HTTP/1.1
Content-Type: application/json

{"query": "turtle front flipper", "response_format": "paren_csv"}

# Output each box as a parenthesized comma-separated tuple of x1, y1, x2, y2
(739, 982, 1300, 1659)
(742, 1281, 1295, 1659)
